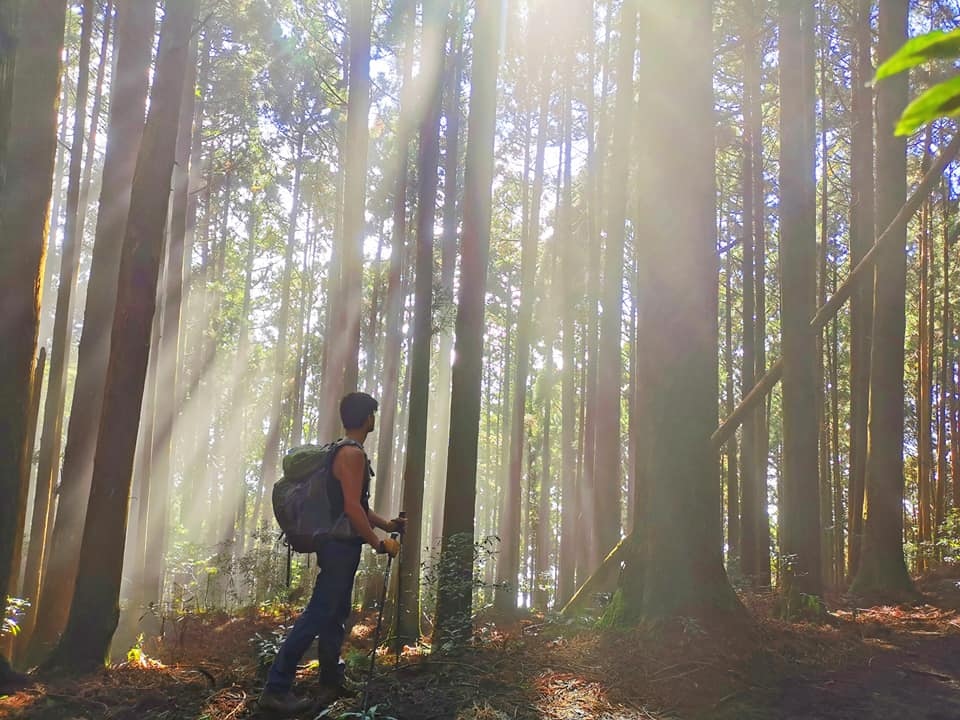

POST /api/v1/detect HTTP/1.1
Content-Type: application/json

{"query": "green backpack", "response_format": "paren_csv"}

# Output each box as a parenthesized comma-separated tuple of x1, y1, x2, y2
(271, 439, 359, 552)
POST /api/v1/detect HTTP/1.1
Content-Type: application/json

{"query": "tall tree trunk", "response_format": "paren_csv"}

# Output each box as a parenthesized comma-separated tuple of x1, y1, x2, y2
(725, 249, 740, 561)
(32, 0, 154, 658)
(778, 0, 821, 604)
(433, 0, 502, 648)
(739, 0, 766, 584)
(847, 0, 874, 581)
(141, 34, 200, 606)
(374, 0, 414, 519)
(46, 0, 194, 671)
(21, 0, 96, 652)
(397, 3, 446, 643)
(616, 0, 739, 622)
(850, 0, 915, 600)
(0, 0, 67, 670)
(936, 188, 952, 533)
(499, 42, 549, 612)
(592, 0, 636, 570)
(76, 0, 114, 249)
(9, 350, 46, 601)
(557, 64, 577, 608)
(339, 0, 372, 397)
(256, 133, 304, 533)
(917, 129, 935, 568)
(428, 15, 464, 543)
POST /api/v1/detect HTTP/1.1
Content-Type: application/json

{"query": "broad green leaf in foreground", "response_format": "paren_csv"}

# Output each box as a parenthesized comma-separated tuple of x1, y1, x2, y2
(874, 28, 960, 81)
(895, 74, 960, 135)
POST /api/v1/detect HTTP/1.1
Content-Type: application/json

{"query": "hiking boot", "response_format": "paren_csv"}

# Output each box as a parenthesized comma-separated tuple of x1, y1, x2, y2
(318, 676, 360, 702)
(258, 690, 314, 716)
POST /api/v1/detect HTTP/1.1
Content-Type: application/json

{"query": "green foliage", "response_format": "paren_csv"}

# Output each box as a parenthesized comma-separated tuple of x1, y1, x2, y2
(897, 75, 960, 136)
(126, 633, 146, 665)
(873, 28, 960, 135)
(2, 597, 29, 637)
(315, 705, 398, 720)
(422, 534, 502, 652)
(874, 29, 960, 81)
(250, 623, 291, 676)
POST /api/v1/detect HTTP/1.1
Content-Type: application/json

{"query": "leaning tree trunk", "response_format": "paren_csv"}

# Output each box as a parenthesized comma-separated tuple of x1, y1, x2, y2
(433, 0, 502, 649)
(0, 0, 67, 672)
(615, 0, 742, 623)
(850, 0, 915, 601)
(30, 0, 155, 660)
(45, 0, 194, 671)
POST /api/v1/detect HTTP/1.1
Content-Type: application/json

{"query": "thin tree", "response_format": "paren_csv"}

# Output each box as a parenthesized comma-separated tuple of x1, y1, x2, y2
(592, 0, 637, 571)
(498, 18, 549, 612)
(433, 0, 502, 647)
(847, 0, 874, 580)
(45, 0, 195, 670)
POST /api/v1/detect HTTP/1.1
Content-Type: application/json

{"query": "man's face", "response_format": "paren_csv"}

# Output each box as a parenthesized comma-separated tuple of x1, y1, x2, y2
(367, 413, 376, 433)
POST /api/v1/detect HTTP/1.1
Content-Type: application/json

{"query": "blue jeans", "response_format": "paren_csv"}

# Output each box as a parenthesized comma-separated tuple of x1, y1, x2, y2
(265, 540, 362, 694)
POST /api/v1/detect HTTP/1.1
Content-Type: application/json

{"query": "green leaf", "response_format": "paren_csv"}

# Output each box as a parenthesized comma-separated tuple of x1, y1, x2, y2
(895, 74, 960, 135)
(874, 29, 960, 81)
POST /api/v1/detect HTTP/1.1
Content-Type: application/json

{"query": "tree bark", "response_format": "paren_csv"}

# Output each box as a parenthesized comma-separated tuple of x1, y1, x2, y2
(615, 0, 741, 623)
(31, 0, 154, 658)
(433, 0, 502, 648)
(397, 0, 446, 643)
(557, 62, 577, 608)
(338, 0, 372, 397)
(9, 350, 45, 603)
(592, 0, 636, 572)
(256, 132, 304, 533)
(778, 0, 821, 604)
(739, 0, 762, 582)
(847, 0, 874, 581)
(0, 0, 67, 670)
(46, 0, 194, 670)
(373, 0, 414, 521)
(850, 0, 915, 601)
(140, 33, 200, 605)
(21, 0, 96, 652)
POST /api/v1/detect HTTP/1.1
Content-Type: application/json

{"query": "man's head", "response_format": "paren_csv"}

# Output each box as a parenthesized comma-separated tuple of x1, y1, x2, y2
(340, 392, 379, 433)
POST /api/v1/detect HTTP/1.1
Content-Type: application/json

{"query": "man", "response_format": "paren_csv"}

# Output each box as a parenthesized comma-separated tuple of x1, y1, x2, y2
(259, 392, 404, 715)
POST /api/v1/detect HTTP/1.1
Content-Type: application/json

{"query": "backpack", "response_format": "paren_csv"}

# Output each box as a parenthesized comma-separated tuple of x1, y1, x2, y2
(271, 439, 360, 552)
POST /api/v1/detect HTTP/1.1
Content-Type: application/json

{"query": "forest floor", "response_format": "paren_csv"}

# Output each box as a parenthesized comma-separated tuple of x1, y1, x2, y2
(5, 569, 960, 720)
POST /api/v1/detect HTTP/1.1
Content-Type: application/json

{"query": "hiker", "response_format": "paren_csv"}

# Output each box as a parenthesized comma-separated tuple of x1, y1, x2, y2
(259, 392, 405, 715)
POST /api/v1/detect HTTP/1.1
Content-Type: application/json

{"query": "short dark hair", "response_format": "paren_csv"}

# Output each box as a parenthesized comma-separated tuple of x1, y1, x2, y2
(340, 392, 379, 430)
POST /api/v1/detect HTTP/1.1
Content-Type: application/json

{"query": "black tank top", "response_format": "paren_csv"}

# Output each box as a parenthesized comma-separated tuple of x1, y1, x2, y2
(327, 438, 373, 517)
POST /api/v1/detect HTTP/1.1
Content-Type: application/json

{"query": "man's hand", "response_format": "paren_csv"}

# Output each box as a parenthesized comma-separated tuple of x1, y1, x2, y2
(378, 538, 400, 558)
(387, 516, 407, 534)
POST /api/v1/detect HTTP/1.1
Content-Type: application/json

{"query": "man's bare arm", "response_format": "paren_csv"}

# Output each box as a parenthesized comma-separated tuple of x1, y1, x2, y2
(333, 446, 380, 548)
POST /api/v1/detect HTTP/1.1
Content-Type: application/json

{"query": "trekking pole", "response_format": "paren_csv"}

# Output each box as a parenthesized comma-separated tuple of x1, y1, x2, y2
(363, 529, 400, 713)
(393, 510, 406, 668)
